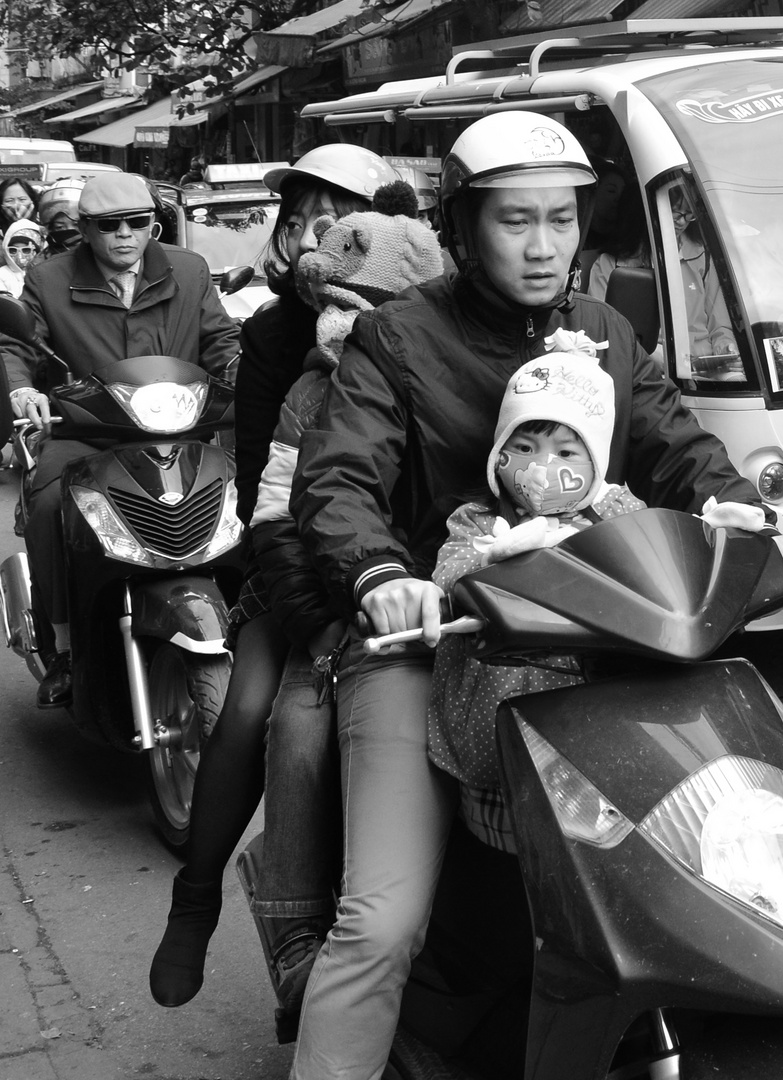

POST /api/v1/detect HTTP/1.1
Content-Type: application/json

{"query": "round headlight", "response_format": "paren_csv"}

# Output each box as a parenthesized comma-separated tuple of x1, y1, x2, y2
(758, 462, 783, 502)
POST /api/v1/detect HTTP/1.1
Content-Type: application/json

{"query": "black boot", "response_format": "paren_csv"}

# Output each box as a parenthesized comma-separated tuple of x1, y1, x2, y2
(149, 869, 222, 1007)
(37, 651, 72, 709)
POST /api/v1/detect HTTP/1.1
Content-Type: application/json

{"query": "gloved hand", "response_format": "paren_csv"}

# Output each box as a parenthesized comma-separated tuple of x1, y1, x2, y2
(474, 516, 578, 564)
(699, 496, 766, 533)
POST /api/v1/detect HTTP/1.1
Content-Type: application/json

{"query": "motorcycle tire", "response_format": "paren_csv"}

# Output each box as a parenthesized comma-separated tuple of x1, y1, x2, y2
(145, 643, 231, 852)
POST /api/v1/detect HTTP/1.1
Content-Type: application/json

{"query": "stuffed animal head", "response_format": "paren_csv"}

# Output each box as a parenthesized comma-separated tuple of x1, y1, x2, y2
(297, 180, 444, 364)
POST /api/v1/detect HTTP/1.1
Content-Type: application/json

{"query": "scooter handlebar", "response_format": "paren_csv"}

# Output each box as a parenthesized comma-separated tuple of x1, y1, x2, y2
(363, 615, 485, 655)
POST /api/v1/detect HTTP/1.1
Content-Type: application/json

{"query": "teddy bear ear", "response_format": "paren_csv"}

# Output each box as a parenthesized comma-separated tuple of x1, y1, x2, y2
(313, 215, 335, 242)
(352, 220, 373, 254)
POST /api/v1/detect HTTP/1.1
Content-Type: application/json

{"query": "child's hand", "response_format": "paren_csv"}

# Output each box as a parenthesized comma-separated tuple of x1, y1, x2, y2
(699, 496, 765, 533)
(477, 517, 578, 563)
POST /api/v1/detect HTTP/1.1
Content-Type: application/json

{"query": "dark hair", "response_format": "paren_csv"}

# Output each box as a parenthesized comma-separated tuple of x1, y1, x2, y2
(264, 177, 371, 295)
(0, 176, 39, 225)
(602, 181, 651, 264)
(515, 418, 562, 437)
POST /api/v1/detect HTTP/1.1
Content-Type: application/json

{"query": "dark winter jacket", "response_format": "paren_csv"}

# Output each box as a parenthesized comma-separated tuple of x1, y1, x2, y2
(290, 273, 769, 618)
(2, 238, 239, 393)
(235, 291, 318, 527)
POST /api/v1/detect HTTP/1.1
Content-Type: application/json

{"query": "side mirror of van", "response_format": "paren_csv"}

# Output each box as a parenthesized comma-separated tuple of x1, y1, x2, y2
(605, 267, 660, 356)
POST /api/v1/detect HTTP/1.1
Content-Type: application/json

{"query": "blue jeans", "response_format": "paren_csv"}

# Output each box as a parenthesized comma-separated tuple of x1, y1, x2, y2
(291, 635, 458, 1080)
(255, 646, 341, 917)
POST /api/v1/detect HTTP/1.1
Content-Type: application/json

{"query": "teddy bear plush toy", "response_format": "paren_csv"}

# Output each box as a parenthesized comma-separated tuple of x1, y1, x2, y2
(297, 179, 444, 364)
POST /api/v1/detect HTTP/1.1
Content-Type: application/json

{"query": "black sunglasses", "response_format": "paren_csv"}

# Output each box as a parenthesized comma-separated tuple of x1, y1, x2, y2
(90, 213, 154, 234)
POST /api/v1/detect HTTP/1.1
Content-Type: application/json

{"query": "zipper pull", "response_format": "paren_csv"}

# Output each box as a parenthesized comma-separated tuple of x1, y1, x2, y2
(526, 316, 535, 339)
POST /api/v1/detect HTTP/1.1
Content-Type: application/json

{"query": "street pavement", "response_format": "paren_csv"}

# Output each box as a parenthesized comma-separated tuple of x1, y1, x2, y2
(0, 450, 293, 1080)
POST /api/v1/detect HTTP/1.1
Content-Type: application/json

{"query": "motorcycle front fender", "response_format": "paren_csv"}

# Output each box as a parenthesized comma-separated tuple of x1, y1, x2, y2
(130, 576, 230, 654)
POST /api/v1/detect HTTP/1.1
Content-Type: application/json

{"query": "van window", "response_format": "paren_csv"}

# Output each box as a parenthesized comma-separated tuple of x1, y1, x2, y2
(642, 60, 783, 401)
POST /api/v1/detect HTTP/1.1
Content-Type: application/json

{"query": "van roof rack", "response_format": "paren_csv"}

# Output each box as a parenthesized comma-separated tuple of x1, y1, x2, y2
(301, 17, 783, 126)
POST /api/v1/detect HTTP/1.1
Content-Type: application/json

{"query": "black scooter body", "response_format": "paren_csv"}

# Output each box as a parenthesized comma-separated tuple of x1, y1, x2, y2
(396, 510, 783, 1079)
(61, 436, 242, 748)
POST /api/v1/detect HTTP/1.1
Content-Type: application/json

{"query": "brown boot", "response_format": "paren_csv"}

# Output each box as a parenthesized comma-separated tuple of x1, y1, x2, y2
(149, 869, 222, 1007)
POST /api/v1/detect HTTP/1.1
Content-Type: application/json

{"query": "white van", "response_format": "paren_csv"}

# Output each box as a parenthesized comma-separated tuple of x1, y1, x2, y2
(0, 137, 76, 176)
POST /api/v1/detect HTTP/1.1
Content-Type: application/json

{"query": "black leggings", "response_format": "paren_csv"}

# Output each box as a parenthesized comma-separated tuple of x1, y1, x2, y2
(185, 611, 288, 882)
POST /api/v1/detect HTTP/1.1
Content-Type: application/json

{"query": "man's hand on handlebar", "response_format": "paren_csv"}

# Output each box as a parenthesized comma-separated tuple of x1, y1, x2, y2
(11, 389, 51, 430)
(361, 578, 445, 648)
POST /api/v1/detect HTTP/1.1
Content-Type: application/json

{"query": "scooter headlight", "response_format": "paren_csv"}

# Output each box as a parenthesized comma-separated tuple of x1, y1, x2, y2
(640, 756, 783, 927)
(70, 485, 154, 566)
(518, 719, 634, 848)
(204, 479, 242, 559)
(107, 381, 207, 433)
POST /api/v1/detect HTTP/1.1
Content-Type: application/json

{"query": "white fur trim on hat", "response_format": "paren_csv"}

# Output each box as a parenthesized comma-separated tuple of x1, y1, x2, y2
(487, 331, 615, 510)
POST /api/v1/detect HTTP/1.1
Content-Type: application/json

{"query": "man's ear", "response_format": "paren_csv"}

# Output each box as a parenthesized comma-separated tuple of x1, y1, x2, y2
(78, 218, 90, 245)
(150, 220, 162, 240)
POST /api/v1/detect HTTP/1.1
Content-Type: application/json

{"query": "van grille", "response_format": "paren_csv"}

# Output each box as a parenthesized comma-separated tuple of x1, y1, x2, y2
(108, 479, 223, 559)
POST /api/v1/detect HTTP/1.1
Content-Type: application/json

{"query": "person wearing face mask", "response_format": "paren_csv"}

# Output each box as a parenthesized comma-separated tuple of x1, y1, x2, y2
(0, 177, 38, 235)
(35, 179, 86, 259)
(0, 220, 45, 296)
(426, 331, 651, 849)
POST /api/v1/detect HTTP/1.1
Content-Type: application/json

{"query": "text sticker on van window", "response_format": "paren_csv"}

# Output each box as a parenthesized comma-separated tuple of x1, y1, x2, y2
(677, 90, 783, 124)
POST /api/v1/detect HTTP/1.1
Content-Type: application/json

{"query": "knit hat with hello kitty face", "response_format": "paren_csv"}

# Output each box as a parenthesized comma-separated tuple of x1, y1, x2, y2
(486, 329, 616, 510)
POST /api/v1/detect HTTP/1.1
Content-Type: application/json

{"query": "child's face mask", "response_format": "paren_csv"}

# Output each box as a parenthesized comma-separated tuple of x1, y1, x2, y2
(496, 449, 594, 516)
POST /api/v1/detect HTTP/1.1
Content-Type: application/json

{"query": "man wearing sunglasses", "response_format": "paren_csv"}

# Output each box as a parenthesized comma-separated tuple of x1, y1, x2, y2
(2, 172, 240, 709)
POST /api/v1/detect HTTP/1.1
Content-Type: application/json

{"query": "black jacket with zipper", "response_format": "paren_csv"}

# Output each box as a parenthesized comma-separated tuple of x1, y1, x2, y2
(288, 272, 768, 621)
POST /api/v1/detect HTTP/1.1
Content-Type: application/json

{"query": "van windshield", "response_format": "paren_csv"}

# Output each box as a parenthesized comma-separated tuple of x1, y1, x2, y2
(183, 199, 278, 279)
(642, 59, 783, 397)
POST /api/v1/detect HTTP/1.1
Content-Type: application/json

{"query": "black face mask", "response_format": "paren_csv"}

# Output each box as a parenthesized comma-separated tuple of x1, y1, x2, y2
(47, 228, 81, 254)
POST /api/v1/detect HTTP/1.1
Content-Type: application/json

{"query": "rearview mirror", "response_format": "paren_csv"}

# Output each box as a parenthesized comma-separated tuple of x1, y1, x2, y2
(219, 265, 254, 295)
(0, 293, 38, 347)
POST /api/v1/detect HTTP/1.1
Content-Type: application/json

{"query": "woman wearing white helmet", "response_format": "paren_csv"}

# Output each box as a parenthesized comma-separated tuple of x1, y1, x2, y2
(288, 110, 769, 1080)
(149, 141, 403, 1014)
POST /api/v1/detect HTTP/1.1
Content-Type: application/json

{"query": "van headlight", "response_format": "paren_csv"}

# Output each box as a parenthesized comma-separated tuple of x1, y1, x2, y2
(107, 381, 207, 433)
(757, 462, 783, 503)
(640, 756, 783, 926)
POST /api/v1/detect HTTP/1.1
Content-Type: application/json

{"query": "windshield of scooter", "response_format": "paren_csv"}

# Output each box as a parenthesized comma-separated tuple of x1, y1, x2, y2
(641, 58, 783, 402)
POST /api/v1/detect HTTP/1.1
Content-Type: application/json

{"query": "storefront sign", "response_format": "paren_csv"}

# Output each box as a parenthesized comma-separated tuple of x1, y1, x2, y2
(344, 20, 452, 85)
(252, 32, 316, 68)
(135, 126, 169, 148)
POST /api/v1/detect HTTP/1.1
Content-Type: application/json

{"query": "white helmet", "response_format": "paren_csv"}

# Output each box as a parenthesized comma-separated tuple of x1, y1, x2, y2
(440, 113, 597, 272)
(264, 144, 399, 201)
(37, 177, 87, 228)
(394, 166, 438, 212)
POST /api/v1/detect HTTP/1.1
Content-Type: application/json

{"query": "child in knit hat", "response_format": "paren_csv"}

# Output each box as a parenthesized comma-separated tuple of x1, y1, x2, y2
(427, 329, 647, 852)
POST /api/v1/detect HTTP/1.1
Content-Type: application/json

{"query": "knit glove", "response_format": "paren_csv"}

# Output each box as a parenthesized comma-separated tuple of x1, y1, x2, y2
(699, 496, 766, 533)
(473, 516, 578, 564)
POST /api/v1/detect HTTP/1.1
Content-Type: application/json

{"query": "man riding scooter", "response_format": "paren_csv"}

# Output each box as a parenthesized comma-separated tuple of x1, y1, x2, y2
(2, 172, 240, 709)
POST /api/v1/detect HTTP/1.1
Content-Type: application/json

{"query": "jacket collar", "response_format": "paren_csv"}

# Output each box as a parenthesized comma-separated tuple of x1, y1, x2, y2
(71, 237, 172, 292)
(454, 272, 565, 342)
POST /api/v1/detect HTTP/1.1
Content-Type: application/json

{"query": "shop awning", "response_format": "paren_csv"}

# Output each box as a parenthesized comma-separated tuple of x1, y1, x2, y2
(317, 0, 453, 55)
(499, 0, 623, 34)
(250, 0, 367, 66)
(74, 95, 173, 148)
(628, 0, 741, 15)
(44, 95, 145, 125)
(8, 81, 103, 118)
(232, 64, 288, 95)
